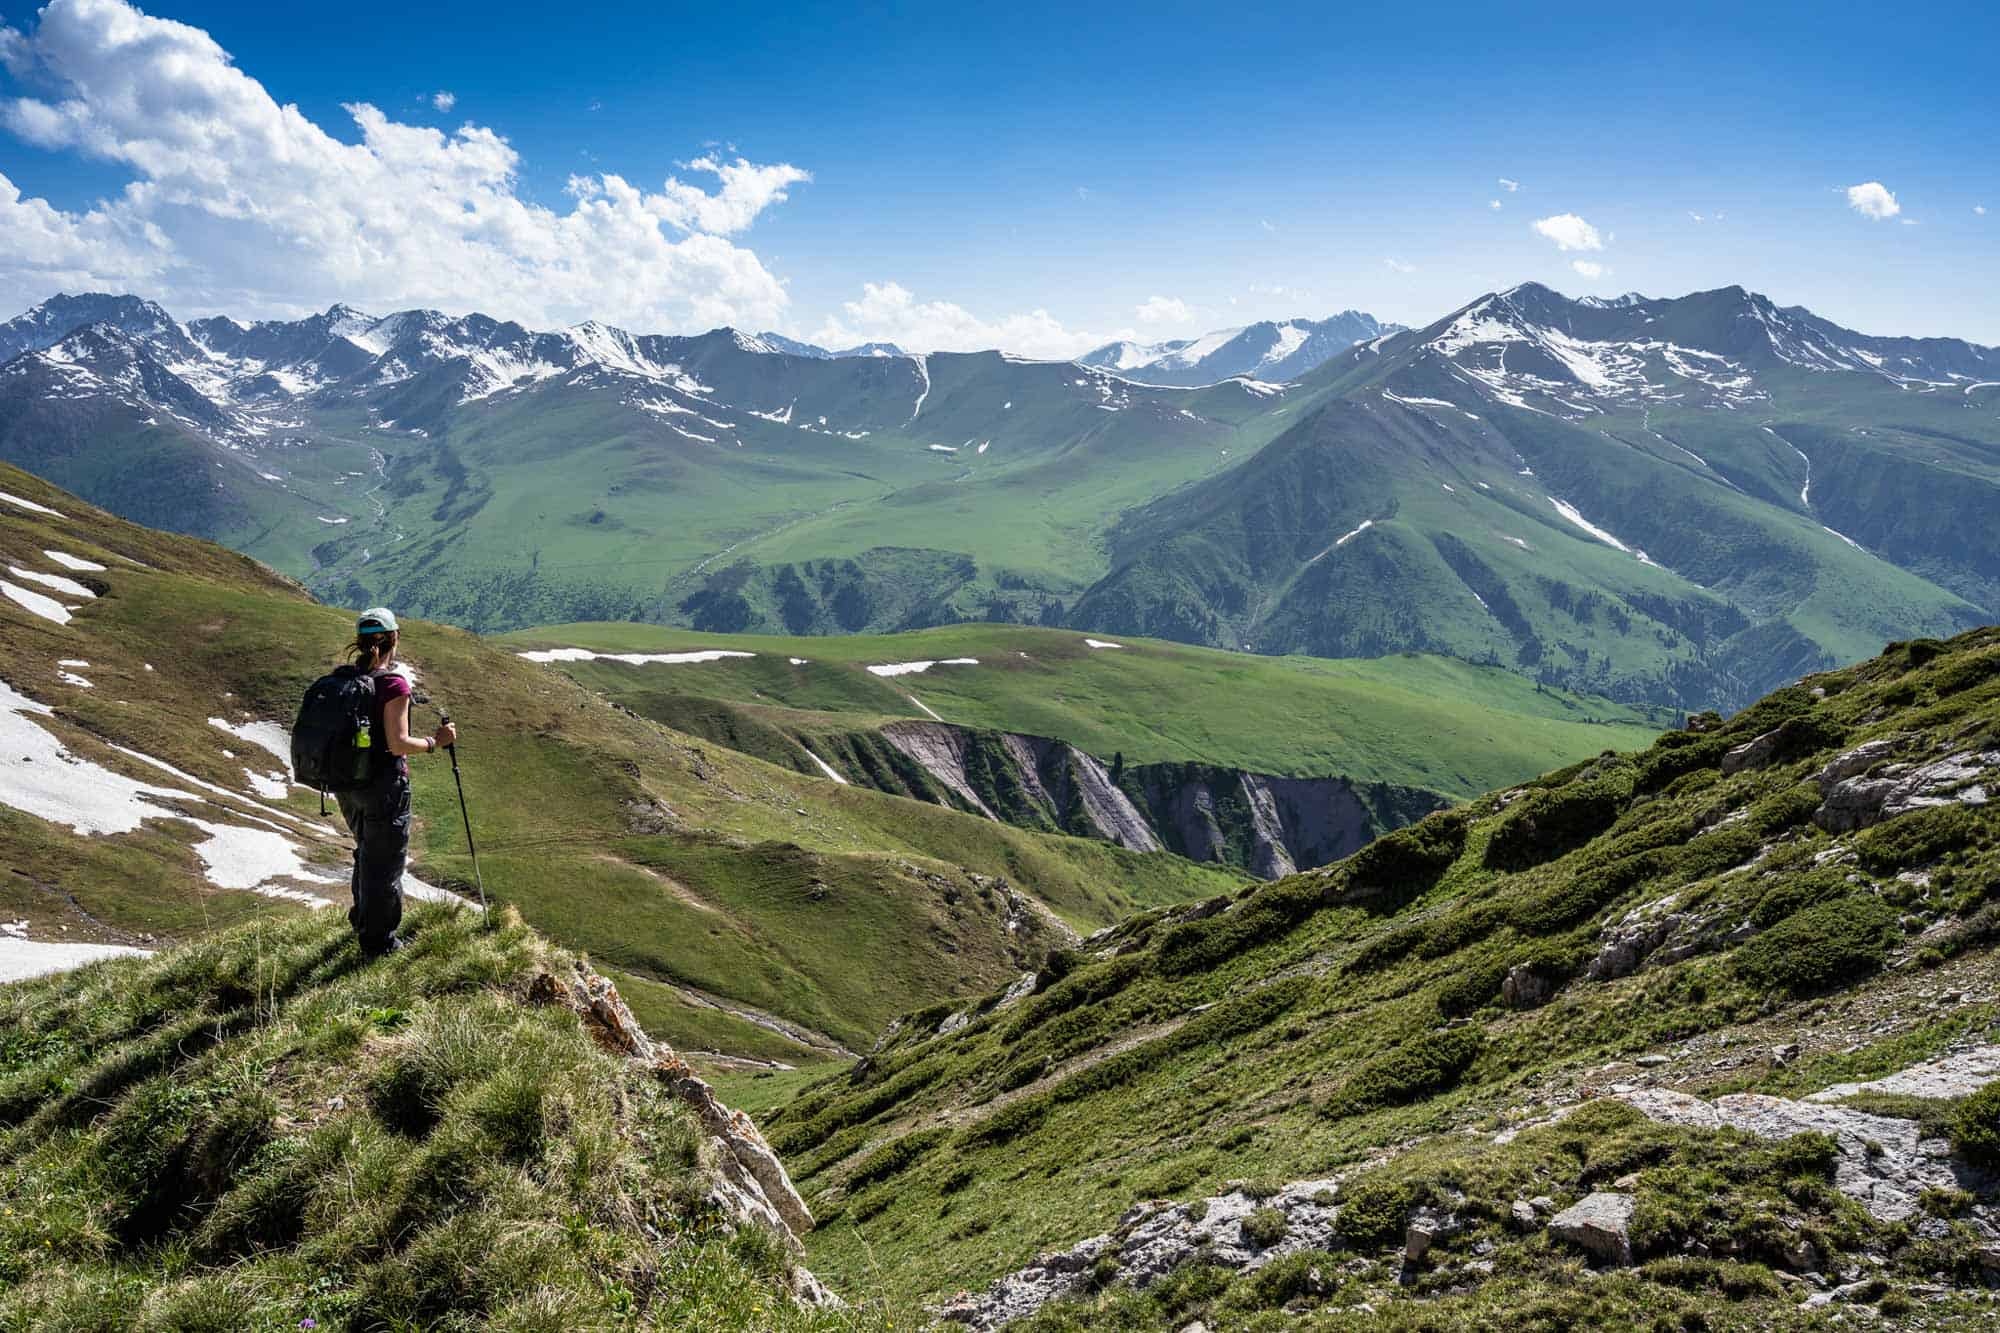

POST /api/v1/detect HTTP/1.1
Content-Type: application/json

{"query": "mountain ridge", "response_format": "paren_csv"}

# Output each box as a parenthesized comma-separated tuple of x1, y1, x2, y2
(2, 283, 1997, 713)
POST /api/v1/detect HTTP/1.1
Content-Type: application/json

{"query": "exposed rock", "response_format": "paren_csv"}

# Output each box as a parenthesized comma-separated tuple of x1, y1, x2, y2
(528, 961, 830, 1304)
(1510, 1199, 1540, 1231)
(1501, 962, 1553, 1009)
(1548, 1192, 1637, 1265)
(1814, 746, 1996, 833)
(1816, 738, 1903, 789)
(1615, 1087, 1982, 1223)
(1404, 1205, 1460, 1263)
(1720, 727, 1785, 774)
(934, 1179, 1341, 1330)
(1806, 1044, 2000, 1103)
(1587, 894, 1690, 981)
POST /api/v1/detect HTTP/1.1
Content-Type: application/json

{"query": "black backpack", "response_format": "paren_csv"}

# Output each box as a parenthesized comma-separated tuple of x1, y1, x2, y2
(292, 666, 382, 803)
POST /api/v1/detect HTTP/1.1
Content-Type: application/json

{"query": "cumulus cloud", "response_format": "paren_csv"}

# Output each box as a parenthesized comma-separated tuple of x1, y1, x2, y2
(1977, 204, 1988, 216)
(0, 0, 808, 331)
(1488, 199, 1502, 210)
(1845, 181, 1900, 220)
(1531, 213, 1604, 252)
(1383, 258, 1416, 274)
(1498, 178, 1520, 192)
(1689, 212, 1705, 223)
(1570, 259, 1607, 279)
(811, 282, 1111, 359)
(432, 90, 455, 112)
(1134, 295, 1192, 325)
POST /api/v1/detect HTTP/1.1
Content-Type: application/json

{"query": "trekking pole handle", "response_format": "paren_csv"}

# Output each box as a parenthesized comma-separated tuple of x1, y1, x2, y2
(438, 711, 456, 753)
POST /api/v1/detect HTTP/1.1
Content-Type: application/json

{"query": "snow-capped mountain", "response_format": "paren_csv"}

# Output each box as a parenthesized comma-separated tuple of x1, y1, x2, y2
(755, 332, 909, 359)
(1079, 311, 1398, 386)
(0, 293, 203, 367)
(1344, 282, 2000, 418)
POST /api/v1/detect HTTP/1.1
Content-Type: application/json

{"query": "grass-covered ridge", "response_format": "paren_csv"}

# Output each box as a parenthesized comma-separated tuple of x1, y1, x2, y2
(757, 627, 2000, 1323)
(499, 621, 1665, 798)
(0, 903, 890, 1331)
(0, 463, 1241, 1066)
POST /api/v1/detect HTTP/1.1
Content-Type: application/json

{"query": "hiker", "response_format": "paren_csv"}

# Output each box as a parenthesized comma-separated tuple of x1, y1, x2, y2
(305, 608, 456, 957)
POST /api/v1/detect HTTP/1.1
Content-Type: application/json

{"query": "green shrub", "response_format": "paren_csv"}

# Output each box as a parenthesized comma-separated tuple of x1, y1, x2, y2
(1341, 808, 1471, 901)
(1323, 1027, 1483, 1118)
(1635, 732, 1732, 794)
(1928, 647, 2000, 696)
(1734, 895, 1899, 996)
(1434, 956, 1507, 1018)
(1950, 1083, 2000, 1168)
(1238, 1249, 1337, 1308)
(1854, 803, 1988, 874)
(1156, 878, 1326, 976)
(1484, 763, 1636, 871)
(1334, 1173, 1425, 1249)
(1749, 867, 1851, 928)
(1239, 1206, 1288, 1248)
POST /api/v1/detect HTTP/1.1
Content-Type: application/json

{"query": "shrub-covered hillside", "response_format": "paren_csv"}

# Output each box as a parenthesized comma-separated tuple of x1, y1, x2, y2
(0, 902, 893, 1331)
(763, 628, 2000, 1327)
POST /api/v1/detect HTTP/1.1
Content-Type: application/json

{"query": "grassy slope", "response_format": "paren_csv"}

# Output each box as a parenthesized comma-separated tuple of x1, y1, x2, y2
(0, 465, 1240, 1066)
(763, 627, 2000, 1321)
(0, 903, 893, 1330)
(497, 622, 1665, 798)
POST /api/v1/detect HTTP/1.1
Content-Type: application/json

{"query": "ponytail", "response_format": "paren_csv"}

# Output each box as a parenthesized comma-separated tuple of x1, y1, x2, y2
(345, 630, 396, 670)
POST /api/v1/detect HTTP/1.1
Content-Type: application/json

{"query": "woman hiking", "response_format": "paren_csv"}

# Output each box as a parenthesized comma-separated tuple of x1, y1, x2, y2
(335, 608, 455, 957)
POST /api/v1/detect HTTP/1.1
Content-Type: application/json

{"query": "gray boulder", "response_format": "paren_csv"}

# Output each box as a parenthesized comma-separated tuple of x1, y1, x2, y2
(1548, 1192, 1637, 1265)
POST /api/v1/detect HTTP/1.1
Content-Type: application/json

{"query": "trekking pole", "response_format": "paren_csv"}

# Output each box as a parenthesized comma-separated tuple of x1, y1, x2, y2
(438, 710, 490, 925)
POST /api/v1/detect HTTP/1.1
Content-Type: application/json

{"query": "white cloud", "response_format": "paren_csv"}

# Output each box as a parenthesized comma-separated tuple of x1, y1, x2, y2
(1531, 213, 1604, 252)
(811, 282, 1113, 358)
(654, 154, 810, 235)
(431, 90, 455, 112)
(1570, 259, 1607, 279)
(1845, 181, 1900, 220)
(1383, 258, 1416, 274)
(0, 0, 808, 331)
(1977, 205, 1988, 216)
(1488, 199, 1502, 210)
(1259, 218, 1275, 233)
(1134, 295, 1192, 325)
(1498, 178, 1520, 192)
(1688, 212, 1705, 223)
(1898, 217, 1920, 227)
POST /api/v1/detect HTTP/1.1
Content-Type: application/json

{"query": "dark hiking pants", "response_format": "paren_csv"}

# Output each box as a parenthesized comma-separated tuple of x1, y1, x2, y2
(336, 776, 410, 953)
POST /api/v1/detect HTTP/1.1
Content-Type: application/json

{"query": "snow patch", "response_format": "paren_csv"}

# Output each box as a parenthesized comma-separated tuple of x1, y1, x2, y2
(1547, 497, 1638, 555)
(9, 566, 94, 598)
(515, 647, 756, 666)
(2, 580, 71, 624)
(43, 550, 106, 572)
(1083, 639, 1124, 649)
(801, 747, 848, 784)
(866, 659, 978, 678)
(208, 718, 293, 772)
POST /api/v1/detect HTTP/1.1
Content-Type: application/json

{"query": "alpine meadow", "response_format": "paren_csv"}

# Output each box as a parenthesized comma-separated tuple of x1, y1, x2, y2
(1, 1, 1998, 1329)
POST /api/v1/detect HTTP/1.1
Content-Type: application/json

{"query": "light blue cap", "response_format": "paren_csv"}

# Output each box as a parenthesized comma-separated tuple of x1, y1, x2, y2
(356, 607, 399, 634)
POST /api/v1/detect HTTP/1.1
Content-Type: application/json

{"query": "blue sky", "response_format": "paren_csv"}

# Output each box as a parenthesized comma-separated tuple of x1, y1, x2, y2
(1, 0, 1994, 351)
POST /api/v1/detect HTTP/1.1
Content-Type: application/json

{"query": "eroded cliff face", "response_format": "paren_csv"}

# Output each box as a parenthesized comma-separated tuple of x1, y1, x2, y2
(869, 720, 1446, 878)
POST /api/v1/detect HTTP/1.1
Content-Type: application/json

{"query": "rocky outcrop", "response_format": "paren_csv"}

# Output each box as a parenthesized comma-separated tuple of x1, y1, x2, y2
(1548, 1192, 1637, 1265)
(935, 1180, 1342, 1331)
(527, 957, 834, 1304)
(1805, 1044, 2000, 1103)
(1813, 739, 1995, 833)
(867, 720, 1446, 879)
(1614, 1086, 1984, 1224)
